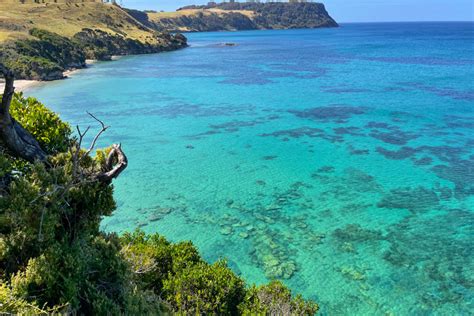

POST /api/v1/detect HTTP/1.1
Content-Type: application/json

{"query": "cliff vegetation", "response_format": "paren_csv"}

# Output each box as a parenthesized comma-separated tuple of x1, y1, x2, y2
(0, 2, 187, 80)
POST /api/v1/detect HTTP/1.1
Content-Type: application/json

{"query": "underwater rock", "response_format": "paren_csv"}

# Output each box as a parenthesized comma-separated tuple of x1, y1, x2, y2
(250, 228, 299, 280)
(148, 214, 162, 222)
(137, 221, 148, 228)
(220, 226, 233, 235)
(239, 232, 249, 239)
(340, 242, 357, 253)
(338, 265, 366, 281)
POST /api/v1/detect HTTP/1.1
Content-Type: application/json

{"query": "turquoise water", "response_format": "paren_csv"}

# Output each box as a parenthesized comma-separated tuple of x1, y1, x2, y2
(27, 23, 474, 315)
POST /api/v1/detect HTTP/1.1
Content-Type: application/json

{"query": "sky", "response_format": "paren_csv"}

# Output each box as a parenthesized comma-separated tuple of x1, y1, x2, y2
(124, 0, 474, 23)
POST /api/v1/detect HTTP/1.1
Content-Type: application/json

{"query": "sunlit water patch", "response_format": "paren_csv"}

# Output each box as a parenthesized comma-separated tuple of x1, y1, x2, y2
(27, 23, 474, 315)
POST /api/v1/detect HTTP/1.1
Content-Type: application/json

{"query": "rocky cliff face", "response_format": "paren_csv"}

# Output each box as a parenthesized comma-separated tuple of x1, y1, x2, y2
(0, 28, 187, 80)
(131, 2, 338, 33)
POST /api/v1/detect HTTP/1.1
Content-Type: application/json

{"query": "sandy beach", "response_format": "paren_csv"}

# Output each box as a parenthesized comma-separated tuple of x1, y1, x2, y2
(0, 63, 94, 93)
(0, 79, 40, 93)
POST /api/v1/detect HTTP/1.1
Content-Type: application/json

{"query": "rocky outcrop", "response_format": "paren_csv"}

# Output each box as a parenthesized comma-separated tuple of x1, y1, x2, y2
(73, 28, 187, 60)
(136, 2, 338, 33)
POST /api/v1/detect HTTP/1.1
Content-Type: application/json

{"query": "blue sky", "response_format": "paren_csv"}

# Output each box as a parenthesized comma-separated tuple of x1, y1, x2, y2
(124, 0, 474, 22)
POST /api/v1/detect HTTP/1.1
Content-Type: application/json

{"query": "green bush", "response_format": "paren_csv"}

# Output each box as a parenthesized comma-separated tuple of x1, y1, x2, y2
(240, 281, 319, 315)
(163, 260, 246, 315)
(9, 93, 72, 154)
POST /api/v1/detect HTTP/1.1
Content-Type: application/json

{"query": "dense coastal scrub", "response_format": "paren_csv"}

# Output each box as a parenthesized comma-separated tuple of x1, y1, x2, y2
(0, 92, 318, 314)
(0, 28, 186, 80)
(0, 2, 187, 81)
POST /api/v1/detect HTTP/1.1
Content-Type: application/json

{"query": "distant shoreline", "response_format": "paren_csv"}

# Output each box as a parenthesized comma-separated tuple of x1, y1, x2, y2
(0, 59, 98, 93)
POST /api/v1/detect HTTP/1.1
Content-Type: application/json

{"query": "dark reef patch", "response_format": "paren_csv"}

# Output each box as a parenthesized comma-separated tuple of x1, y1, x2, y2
(323, 87, 372, 94)
(377, 186, 439, 212)
(333, 127, 365, 137)
(289, 105, 368, 123)
(365, 122, 399, 130)
(316, 166, 335, 173)
(260, 127, 343, 143)
(445, 115, 474, 130)
(376, 147, 417, 160)
(389, 111, 422, 124)
(399, 82, 474, 101)
(369, 130, 418, 146)
(333, 224, 384, 243)
(412, 156, 433, 166)
(149, 102, 256, 119)
(431, 159, 474, 199)
(209, 119, 264, 132)
(347, 144, 369, 155)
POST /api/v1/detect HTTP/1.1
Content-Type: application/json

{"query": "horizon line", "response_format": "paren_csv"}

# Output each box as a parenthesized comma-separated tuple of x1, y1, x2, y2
(337, 20, 474, 24)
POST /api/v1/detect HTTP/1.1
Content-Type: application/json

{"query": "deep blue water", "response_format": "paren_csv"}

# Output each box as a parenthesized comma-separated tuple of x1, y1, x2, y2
(27, 22, 474, 315)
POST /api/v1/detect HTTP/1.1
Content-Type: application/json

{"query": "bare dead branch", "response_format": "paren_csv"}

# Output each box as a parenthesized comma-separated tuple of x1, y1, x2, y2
(85, 111, 109, 157)
(96, 143, 128, 184)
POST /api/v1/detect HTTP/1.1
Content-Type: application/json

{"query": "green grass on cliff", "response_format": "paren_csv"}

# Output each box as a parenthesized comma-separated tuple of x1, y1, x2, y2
(0, 2, 160, 44)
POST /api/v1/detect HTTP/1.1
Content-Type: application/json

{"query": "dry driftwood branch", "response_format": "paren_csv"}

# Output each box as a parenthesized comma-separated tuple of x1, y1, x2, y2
(0, 64, 47, 162)
(96, 143, 128, 184)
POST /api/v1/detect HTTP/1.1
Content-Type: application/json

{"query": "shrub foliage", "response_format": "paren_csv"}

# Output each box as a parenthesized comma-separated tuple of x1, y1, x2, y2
(0, 93, 318, 314)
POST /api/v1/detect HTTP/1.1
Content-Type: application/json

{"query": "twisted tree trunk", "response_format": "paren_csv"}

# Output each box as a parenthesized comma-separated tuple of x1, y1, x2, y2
(0, 65, 47, 162)
(0, 65, 127, 183)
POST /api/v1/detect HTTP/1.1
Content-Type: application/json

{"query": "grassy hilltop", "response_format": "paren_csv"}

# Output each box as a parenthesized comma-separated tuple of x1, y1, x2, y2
(0, 1, 187, 80)
(0, 1, 160, 44)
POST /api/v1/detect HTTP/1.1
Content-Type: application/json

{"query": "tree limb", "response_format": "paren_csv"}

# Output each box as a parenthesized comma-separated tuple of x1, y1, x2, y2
(96, 143, 128, 184)
(84, 111, 109, 157)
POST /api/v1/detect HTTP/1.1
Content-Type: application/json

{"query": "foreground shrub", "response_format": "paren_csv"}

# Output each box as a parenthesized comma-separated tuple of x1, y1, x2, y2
(163, 260, 246, 314)
(240, 281, 319, 315)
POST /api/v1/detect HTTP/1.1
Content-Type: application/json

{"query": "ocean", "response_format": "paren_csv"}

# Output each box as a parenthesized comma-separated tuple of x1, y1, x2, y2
(27, 22, 474, 315)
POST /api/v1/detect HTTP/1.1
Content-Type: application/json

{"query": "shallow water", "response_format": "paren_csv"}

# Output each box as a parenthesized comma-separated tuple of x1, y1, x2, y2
(27, 23, 474, 315)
